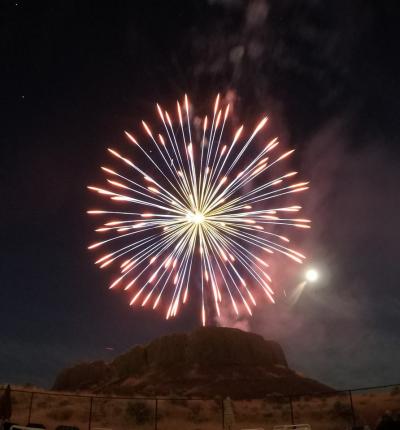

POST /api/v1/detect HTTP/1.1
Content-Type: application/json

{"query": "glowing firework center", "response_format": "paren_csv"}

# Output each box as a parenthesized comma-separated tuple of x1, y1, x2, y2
(186, 211, 206, 225)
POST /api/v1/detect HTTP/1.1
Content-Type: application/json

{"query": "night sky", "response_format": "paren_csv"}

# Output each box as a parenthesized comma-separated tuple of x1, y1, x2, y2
(1, 1, 400, 389)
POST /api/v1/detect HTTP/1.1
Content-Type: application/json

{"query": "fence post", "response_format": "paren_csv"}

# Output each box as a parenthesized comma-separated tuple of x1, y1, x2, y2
(154, 398, 158, 430)
(27, 392, 34, 423)
(289, 396, 294, 425)
(221, 398, 224, 430)
(348, 390, 356, 427)
(88, 396, 93, 430)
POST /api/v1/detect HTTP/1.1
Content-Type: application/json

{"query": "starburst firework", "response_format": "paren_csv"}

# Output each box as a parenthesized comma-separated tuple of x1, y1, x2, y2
(87, 95, 310, 324)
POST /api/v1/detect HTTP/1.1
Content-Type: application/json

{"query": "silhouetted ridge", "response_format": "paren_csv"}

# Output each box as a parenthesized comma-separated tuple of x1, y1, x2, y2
(53, 327, 332, 398)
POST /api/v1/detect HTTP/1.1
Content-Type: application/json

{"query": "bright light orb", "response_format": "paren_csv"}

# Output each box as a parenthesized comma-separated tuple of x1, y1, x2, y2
(186, 211, 205, 225)
(305, 268, 319, 283)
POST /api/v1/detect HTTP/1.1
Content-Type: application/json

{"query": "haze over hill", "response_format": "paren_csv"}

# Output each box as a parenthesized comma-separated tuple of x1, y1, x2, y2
(53, 327, 332, 398)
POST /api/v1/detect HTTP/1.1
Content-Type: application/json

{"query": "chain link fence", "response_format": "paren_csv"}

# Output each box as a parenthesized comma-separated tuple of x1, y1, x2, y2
(1, 383, 400, 430)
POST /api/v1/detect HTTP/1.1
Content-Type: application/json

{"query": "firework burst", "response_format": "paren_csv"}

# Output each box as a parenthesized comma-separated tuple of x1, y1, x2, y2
(87, 95, 310, 325)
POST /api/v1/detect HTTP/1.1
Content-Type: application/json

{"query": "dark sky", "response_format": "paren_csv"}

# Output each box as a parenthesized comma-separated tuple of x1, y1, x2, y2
(1, 0, 400, 389)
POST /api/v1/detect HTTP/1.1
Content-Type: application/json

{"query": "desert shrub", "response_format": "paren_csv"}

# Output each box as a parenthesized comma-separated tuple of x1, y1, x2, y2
(391, 386, 400, 396)
(188, 404, 207, 423)
(213, 396, 222, 406)
(36, 400, 49, 409)
(311, 410, 324, 420)
(125, 401, 153, 425)
(170, 397, 188, 406)
(262, 398, 278, 411)
(154, 408, 164, 422)
(47, 407, 74, 421)
(94, 399, 109, 417)
(266, 395, 288, 405)
(112, 404, 123, 416)
(211, 403, 221, 413)
(330, 400, 353, 421)
(112, 385, 137, 396)
(23, 383, 34, 388)
(77, 409, 90, 421)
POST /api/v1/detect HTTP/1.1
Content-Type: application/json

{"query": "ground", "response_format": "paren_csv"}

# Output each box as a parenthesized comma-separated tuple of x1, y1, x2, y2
(5, 385, 400, 430)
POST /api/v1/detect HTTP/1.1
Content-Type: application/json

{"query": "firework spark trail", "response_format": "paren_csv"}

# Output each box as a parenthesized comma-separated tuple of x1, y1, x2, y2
(87, 95, 310, 324)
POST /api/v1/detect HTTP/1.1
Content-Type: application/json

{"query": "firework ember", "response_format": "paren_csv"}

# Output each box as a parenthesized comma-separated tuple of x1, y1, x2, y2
(87, 95, 310, 325)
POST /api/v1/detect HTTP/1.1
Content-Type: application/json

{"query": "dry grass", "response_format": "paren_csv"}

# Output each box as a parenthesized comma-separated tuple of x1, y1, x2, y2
(4, 387, 400, 430)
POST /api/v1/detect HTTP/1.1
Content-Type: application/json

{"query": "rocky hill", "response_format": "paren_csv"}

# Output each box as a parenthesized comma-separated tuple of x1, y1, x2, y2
(53, 327, 331, 399)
